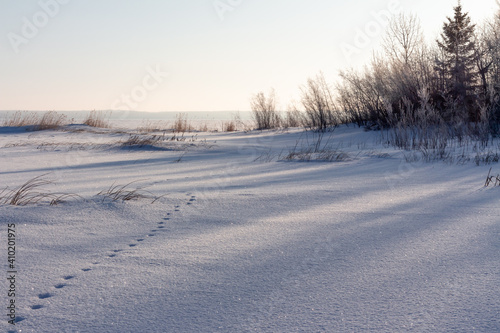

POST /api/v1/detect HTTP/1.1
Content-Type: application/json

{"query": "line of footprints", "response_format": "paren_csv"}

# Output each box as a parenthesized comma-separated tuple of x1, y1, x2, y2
(16, 194, 197, 326)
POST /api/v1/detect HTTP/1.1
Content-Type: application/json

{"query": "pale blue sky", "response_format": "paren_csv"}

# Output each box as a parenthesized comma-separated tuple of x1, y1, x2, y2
(0, 0, 498, 112)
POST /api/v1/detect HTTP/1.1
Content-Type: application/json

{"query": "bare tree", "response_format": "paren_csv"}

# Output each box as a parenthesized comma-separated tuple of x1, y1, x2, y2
(475, 22, 495, 104)
(383, 13, 424, 66)
(476, 5, 500, 133)
(383, 13, 433, 111)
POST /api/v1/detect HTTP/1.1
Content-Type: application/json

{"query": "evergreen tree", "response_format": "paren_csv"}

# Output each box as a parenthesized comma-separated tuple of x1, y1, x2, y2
(436, 2, 478, 120)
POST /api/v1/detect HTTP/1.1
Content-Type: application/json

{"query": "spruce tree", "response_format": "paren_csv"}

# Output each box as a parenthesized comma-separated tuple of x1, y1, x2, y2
(436, 2, 478, 120)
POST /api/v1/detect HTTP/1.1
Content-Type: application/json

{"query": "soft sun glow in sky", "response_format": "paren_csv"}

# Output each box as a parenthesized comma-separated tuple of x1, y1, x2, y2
(0, 0, 498, 112)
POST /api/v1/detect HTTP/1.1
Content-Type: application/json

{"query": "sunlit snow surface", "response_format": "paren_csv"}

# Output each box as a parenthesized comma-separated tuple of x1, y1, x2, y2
(1, 124, 499, 332)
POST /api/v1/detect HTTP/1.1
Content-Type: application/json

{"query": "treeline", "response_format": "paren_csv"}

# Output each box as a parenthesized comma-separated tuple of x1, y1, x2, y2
(251, 4, 500, 141)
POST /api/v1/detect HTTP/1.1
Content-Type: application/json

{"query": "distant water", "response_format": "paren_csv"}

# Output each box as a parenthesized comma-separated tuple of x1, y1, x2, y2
(0, 110, 253, 130)
(0, 110, 251, 121)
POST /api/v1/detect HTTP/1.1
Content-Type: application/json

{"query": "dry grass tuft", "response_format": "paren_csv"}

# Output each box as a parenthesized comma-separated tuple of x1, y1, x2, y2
(282, 148, 350, 162)
(2, 111, 39, 127)
(120, 135, 164, 148)
(197, 122, 210, 132)
(37, 111, 68, 130)
(484, 168, 500, 187)
(83, 111, 110, 128)
(97, 180, 162, 203)
(2, 111, 67, 130)
(279, 130, 350, 162)
(222, 120, 237, 132)
(173, 113, 192, 133)
(0, 174, 80, 206)
(137, 120, 167, 133)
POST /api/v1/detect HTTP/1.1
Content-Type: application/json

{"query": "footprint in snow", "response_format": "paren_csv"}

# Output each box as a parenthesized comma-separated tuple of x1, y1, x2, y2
(38, 293, 52, 300)
(24, 191, 197, 326)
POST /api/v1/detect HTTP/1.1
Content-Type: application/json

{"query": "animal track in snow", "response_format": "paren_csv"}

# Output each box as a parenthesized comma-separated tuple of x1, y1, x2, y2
(22, 193, 197, 328)
(38, 293, 53, 300)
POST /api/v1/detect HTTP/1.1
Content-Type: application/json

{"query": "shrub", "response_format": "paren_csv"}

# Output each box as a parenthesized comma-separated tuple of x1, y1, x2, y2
(250, 89, 281, 130)
(300, 73, 341, 131)
(283, 108, 303, 128)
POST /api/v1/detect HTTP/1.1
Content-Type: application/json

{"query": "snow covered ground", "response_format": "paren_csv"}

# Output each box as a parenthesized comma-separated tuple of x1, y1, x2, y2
(1, 123, 499, 332)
